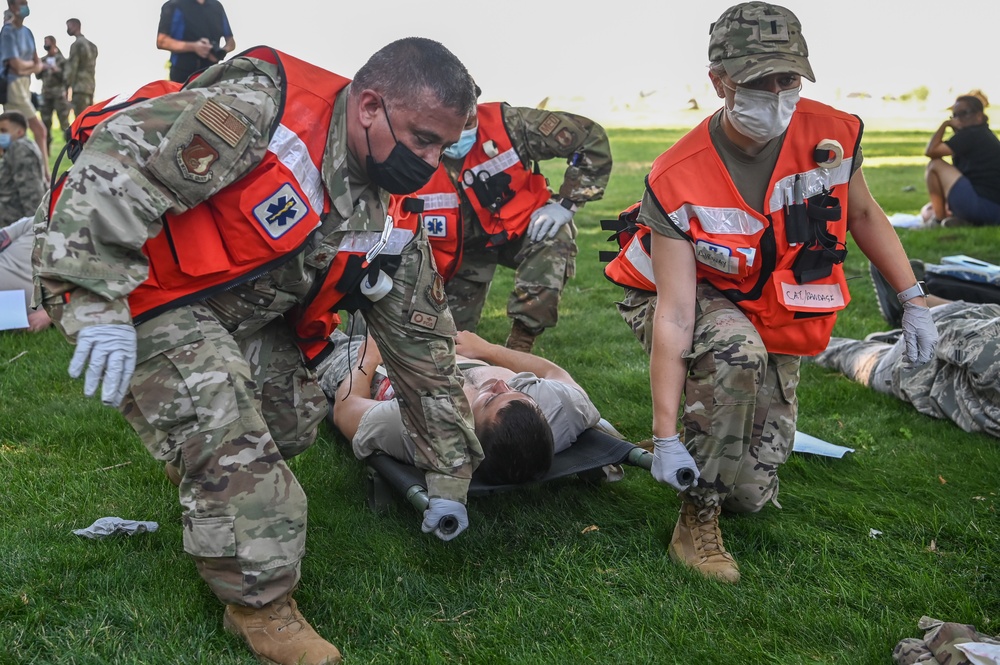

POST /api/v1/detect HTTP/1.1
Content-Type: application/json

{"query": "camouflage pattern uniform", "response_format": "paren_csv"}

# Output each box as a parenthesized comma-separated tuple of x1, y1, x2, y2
(893, 615, 1000, 665)
(65, 34, 98, 117)
(38, 47, 72, 142)
(446, 105, 611, 335)
(33, 54, 479, 608)
(812, 301, 1000, 438)
(617, 283, 798, 513)
(0, 136, 46, 228)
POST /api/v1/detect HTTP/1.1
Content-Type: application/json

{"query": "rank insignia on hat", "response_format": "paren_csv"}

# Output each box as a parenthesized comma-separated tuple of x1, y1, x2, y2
(176, 134, 219, 183)
(424, 214, 447, 238)
(425, 272, 448, 312)
(555, 128, 576, 149)
(253, 183, 310, 239)
(196, 100, 248, 148)
(409, 310, 438, 330)
(538, 114, 560, 136)
(758, 15, 790, 41)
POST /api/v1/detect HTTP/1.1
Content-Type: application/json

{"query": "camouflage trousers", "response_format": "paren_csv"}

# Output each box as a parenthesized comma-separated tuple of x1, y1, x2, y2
(812, 301, 1000, 438)
(39, 90, 71, 141)
(120, 301, 327, 608)
(71, 92, 93, 118)
(616, 283, 799, 513)
(446, 220, 577, 334)
(893, 615, 1000, 664)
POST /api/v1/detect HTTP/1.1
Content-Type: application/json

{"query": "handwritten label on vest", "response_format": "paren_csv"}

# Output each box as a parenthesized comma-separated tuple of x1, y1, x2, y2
(779, 281, 845, 309)
(253, 183, 309, 239)
(695, 240, 737, 274)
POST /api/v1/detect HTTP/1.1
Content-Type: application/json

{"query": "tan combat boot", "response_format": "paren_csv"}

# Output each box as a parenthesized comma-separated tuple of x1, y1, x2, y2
(505, 320, 538, 353)
(668, 501, 740, 584)
(224, 593, 342, 665)
(164, 463, 181, 487)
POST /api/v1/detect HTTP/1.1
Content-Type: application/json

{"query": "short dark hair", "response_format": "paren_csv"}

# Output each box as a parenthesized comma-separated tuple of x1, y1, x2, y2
(44, 35, 55, 43)
(956, 95, 985, 115)
(0, 111, 27, 130)
(66, 18, 81, 30)
(353, 37, 476, 117)
(473, 400, 554, 485)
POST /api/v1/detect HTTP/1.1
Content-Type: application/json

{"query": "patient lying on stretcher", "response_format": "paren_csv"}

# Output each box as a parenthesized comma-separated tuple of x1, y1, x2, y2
(320, 329, 601, 485)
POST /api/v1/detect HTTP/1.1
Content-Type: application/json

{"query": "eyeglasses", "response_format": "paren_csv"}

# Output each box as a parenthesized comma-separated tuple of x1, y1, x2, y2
(952, 110, 974, 119)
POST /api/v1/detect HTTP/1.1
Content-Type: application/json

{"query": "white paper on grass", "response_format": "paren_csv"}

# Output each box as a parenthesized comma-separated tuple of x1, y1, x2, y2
(0, 290, 28, 330)
(956, 642, 1000, 665)
(792, 431, 855, 458)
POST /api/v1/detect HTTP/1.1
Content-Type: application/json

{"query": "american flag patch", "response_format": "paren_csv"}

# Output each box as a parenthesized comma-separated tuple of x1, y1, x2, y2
(195, 100, 248, 148)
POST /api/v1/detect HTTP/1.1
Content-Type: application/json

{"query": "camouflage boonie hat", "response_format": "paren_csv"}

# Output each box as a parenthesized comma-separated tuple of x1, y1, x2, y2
(708, 2, 815, 84)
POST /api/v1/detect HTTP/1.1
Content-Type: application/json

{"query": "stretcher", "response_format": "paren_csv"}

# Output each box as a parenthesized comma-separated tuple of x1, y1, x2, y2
(363, 420, 675, 535)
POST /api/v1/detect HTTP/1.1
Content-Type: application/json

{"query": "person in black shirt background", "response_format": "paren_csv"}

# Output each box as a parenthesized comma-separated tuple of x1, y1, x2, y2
(156, 0, 234, 83)
(923, 91, 1000, 227)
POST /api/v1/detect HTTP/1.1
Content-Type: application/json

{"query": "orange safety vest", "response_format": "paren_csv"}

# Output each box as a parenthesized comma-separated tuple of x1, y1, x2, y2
(605, 98, 862, 356)
(48, 47, 420, 366)
(409, 102, 552, 280)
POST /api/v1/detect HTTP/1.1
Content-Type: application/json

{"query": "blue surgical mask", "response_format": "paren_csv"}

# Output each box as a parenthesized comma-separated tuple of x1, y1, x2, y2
(19, 4, 29, 18)
(0, 134, 12, 150)
(443, 125, 478, 160)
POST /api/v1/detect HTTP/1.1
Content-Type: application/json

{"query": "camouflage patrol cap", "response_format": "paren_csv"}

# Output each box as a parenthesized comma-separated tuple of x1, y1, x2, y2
(708, 2, 815, 84)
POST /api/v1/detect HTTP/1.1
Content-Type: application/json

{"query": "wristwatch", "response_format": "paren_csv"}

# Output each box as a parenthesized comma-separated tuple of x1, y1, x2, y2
(896, 282, 927, 304)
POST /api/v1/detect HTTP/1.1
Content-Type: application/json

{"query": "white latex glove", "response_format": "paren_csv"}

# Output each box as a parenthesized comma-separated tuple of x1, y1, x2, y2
(421, 497, 469, 542)
(651, 435, 700, 491)
(526, 202, 574, 242)
(68, 324, 137, 407)
(901, 301, 937, 364)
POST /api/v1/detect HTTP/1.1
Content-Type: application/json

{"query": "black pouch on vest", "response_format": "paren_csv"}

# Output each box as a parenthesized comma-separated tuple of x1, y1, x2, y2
(465, 169, 514, 213)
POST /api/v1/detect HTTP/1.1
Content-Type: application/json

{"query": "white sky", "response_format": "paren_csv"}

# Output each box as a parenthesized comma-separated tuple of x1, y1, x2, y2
(24, 0, 1000, 128)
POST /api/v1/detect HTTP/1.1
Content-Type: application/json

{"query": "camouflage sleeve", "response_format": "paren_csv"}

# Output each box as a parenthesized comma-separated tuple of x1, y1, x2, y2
(10, 142, 45, 219)
(34, 58, 280, 336)
(63, 42, 78, 88)
(502, 104, 612, 205)
(363, 232, 481, 503)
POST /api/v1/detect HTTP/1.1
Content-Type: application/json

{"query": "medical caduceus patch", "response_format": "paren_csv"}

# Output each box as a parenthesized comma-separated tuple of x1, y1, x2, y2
(253, 183, 310, 239)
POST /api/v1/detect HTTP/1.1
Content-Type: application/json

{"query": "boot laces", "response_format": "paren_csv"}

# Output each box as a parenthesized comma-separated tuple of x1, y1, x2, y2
(269, 597, 306, 633)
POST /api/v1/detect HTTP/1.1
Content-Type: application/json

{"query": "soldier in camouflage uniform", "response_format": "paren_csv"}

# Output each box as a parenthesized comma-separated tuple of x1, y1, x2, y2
(427, 101, 611, 353)
(37, 36, 71, 151)
(812, 301, 1000, 438)
(64, 18, 97, 118)
(33, 39, 478, 665)
(0, 111, 46, 228)
(605, 2, 936, 584)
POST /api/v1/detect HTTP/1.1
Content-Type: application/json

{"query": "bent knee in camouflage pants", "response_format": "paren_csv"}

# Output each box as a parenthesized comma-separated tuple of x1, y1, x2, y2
(616, 283, 799, 513)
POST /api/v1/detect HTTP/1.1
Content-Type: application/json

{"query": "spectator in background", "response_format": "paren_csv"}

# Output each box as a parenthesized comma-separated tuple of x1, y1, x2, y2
(0, 110, 46, 228)
(37, 35, 70, 151)
(0, 0, 46, 163)
(0, 216, 51, 331)
(156, 0, 235, 83)
(64, 18, 97, 122)
(923, 92, 1000, 227)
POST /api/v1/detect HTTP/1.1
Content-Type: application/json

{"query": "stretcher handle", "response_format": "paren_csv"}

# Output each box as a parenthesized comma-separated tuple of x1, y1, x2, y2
(404, 483, 459, 535)
(626, 448, 697, 489)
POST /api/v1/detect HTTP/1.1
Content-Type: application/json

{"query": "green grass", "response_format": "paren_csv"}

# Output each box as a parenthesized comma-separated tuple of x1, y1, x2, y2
(2, 128, 998, 665)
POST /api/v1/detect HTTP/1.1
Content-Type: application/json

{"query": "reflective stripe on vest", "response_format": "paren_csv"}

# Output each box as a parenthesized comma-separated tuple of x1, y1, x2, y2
(624, 234, 655, 286)
(269, 123, 324, 214)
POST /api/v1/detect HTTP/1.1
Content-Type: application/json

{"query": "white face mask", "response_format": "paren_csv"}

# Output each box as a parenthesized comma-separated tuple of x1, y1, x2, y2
(723, 83, 800, 143)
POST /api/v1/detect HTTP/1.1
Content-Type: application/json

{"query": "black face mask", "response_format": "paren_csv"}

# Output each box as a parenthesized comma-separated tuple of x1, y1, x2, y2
(365, 97, 437, 194)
